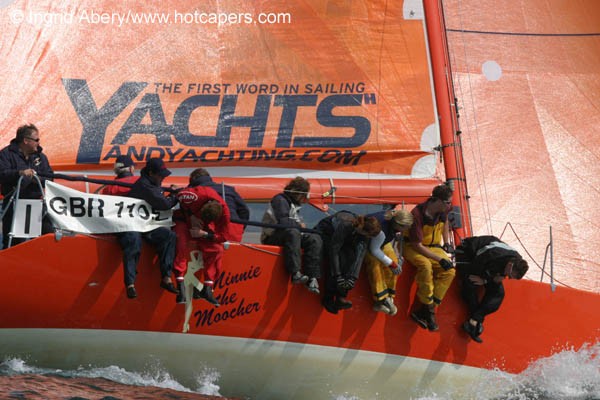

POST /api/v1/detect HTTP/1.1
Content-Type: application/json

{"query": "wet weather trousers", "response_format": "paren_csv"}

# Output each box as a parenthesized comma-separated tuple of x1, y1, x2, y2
(461, 275, 505, 323)
(263, 228, 322, 279)
(364, 242, 399, 301)
(118, 227, 176, 287)
(173, 220, 224, 285)
(403, 244, 455, 305)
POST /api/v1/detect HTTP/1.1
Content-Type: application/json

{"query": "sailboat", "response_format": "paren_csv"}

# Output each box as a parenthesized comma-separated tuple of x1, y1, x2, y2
(0, 1, 598, 399)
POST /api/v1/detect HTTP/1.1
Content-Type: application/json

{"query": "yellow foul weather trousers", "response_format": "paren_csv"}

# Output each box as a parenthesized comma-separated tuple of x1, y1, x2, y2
(403, 217, 455, 306)
(364, 242, 398, 301)
(403, 244, 455, 305)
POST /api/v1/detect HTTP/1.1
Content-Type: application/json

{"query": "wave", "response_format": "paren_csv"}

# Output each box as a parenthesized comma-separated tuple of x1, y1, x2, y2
(1, 342, 598, 400)
(0, 357, 223, 398)
(471, 342, 600, 400)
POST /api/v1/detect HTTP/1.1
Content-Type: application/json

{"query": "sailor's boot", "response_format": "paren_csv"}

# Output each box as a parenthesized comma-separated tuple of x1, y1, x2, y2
(335, 296, 352, 310)
(175, 281, 186, 304)
(410, 303, 430, 329)
(425, 303, 439, 331)
(198, 285, 220, 307)
(322, 295, 338, 314)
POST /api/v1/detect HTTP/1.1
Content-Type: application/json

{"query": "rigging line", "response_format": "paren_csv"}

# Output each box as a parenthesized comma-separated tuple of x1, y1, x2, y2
(373, 0, 389, 150)
(446, 29, 600, 37)
(239, 243, 281, 256)
(468, 216, 599, 249)
(456, 14, 493, 237)
(498, 222, 573, 289)
(298, 190, 414, 206)
(439, 1, 472, 233)
(445, 0, 493, 235)
(317, 193, 427, 204)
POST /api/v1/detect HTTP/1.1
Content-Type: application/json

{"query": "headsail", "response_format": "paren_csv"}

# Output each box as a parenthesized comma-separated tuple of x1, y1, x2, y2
(0, 1, 444, 179)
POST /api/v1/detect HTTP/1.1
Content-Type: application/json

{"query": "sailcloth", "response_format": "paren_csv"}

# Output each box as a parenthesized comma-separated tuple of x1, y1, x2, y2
(443, 0, 600, 291)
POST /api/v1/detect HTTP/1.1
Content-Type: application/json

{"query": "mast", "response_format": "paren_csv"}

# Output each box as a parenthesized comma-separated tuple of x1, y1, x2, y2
(422, 0, 472, 241)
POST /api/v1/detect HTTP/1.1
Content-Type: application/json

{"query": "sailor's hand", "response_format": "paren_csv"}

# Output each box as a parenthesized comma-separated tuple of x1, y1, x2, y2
(341, 277, 356, 290)
(19, 169, 36, 178)
(190, 228, 208, 238)
(468, 275, 486, 286)
(336, 275, 356, 290)
(190, 215, 204, 229)
(388, 261, 402, 275)
(439, 258, 454, 270)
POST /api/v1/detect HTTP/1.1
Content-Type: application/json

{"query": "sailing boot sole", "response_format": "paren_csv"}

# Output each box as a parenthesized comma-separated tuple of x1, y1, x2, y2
(410, 312, 428, 329)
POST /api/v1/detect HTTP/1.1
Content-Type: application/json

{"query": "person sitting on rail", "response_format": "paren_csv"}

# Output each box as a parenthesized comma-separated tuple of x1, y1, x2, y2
(364, 208, 414, 316)
(314, 210, 381, 314)
(184, 168, 249, 242)
(402, 183, 455, 331)
(455, 235, 529, 343)
(117, 158, 179, 299)
(261, 177, 322, 292)
(173, 168, 231, 305)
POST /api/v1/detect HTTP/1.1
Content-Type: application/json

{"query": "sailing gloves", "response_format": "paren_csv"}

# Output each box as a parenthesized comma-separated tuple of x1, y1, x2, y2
(439, 258, 454, 270)
(442, 243, 455, 254)
(336, 276, 356, 291)
(388, 261, 402, 275)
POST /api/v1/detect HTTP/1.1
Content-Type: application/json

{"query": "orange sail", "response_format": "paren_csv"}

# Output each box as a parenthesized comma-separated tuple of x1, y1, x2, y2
(0, 1, 599, 399)
(0, 1, 441, 178)
(444, 0, 600, 291)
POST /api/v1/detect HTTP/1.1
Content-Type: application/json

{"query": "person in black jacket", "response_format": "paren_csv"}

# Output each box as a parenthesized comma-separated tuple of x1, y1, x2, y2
(261, 177, 322, 291)
(184, 168, 249, 242)
(0, 124, 54, 249)
(315, 211, 381, 314)
(455, 235, 529, 343)
(118, 158, 179, 299)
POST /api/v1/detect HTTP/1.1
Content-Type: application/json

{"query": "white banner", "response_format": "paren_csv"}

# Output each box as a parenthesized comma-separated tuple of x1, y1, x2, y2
(45, 181, 173, 234)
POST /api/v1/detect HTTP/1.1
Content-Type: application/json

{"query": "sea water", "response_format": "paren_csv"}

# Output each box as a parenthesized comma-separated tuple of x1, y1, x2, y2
(0, 342, 598, 400)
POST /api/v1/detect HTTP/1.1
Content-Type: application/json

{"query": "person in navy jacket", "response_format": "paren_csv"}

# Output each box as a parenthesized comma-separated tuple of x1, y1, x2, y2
(118, 158, 179, 299)
(0, 124, 53, 249)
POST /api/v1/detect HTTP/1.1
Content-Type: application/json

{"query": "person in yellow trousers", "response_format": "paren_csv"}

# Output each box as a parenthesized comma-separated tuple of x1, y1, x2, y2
(403, 184, 455, 331)
(363, 208, 414, 315)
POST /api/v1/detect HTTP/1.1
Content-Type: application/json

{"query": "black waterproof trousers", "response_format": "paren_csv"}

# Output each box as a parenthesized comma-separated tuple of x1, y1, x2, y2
(264, 228, 322, 279)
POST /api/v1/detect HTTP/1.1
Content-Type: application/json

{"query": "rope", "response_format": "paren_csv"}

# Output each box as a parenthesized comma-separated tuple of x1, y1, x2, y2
(498, 222, 572, 289)
(239, 242, 282, 256)
(444, 1, 494, 235)
(38, 172, 179, 193)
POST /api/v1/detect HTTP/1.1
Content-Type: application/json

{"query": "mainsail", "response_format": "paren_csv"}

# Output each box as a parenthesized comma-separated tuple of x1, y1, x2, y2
(443, 0, 600, 292)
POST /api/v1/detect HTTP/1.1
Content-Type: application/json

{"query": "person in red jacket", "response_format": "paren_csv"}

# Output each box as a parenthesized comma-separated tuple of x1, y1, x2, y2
(173, 168, 231, 305)
(100, 155, 138, 196)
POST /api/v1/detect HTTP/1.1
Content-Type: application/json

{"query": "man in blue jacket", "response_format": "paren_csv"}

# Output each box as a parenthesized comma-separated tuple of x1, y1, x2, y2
(0, 124, 54, 249)
(118, 158, 179, 299)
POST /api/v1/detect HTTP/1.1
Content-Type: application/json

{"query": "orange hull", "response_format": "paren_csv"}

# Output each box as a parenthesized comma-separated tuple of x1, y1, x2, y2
(1, 233, 597, 377)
